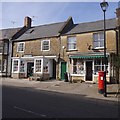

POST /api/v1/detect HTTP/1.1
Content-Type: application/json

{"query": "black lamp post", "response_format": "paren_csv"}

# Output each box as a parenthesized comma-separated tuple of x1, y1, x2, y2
(100, 0, 109, 97)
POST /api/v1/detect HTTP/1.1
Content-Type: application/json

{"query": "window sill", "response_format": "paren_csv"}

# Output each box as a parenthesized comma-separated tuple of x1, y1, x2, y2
(92, 47, 104, 50)
(41, 50, 50, 52)
(66, 49, 78, 52)
(71, 74, 84, 76)
(17, 51, 24, 53)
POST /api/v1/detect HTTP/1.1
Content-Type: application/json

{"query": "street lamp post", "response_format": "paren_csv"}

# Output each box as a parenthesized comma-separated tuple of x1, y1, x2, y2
(100, 0, 109, 97)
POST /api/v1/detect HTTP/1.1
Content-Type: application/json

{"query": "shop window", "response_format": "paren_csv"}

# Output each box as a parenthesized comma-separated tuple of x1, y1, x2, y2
(94, 59, 108, 75)
(35, 60, 42, 72)
(93, 32, 104, 49)
(67, 36, 77, 50)
(20, 61, 25, 73)
(41, 40, 50, 51)
(43, 61, 48, 73)
(3, 59, 6, 72)
(13, 60, 19, 72)
(17, 42, 25, 52)
(73, 59, 84, 74)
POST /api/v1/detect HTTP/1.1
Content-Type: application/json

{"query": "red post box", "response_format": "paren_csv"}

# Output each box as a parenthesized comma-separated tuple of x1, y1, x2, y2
(98, 71, 105, 94)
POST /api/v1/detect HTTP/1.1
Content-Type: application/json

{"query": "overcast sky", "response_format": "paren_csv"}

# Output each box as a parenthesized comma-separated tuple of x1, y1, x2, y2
(0, 1, 119, 29)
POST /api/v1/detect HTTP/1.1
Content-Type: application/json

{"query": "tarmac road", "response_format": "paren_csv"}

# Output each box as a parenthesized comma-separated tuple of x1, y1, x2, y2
(2, 84, 119, 119)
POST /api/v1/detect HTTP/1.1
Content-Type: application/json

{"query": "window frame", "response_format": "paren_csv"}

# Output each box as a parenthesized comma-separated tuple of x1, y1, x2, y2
(67, 36, 77, 51)
(35, 59, 42, 73)
(17, 42, 25, 52)
(20, 61, 25, 73)
(72, 59, 84, 75)
(94, 59, 109, 75)
(41, 40, 50, 51)
(12, 59, 19, 73)
(93, 32, 104, 49)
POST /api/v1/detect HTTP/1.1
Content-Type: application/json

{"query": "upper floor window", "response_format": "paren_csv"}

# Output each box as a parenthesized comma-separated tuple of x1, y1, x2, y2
(93, 32, 104, 49)
(67, 36, 77, 50)
(4, 43, 8, 54)
(17, 42, 25, 52)
(41, 40, 50, 51)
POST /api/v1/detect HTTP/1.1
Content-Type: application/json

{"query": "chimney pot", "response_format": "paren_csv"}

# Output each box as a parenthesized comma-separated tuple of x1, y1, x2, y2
(24, 16, 31, 28)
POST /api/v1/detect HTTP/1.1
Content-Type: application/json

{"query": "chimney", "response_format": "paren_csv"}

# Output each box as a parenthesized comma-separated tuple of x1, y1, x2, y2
(24, 16, 32, 28)
(116, 1, 120, 26)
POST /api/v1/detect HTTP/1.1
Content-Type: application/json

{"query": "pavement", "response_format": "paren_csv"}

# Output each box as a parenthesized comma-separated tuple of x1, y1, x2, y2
(1, 77, 120, 102)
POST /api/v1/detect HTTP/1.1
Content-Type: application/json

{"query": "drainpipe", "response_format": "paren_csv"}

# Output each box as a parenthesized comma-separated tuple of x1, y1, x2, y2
(9, 38, 12, 77)
(5, 40, 9, 77)
(114, 28, 119, 84)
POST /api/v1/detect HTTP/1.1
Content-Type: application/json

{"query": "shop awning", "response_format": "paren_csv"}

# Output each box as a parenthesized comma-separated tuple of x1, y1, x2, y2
(69, 54, 109, 59)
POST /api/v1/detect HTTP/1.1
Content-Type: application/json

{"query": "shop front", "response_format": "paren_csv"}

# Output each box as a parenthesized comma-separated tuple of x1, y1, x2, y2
(11, 56, 57, 80)
(69, 53, 110, 83)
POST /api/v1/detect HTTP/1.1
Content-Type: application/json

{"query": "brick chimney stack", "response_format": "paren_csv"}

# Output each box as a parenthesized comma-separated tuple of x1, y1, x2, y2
(24, 16, 32, 28)
(116, 1, 120, 26)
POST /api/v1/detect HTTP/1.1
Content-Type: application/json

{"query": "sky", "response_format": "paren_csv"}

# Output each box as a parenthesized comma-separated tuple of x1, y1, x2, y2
(0, 0, 119, 29)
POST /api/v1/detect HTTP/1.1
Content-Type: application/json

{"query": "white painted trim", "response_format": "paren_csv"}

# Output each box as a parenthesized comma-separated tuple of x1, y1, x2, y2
(93, 47, 104, 49)
(41, 39, 50, 51)
(71, 74, 84, 76)
(17, 42, 25, 52)
(34, 58, 43, 74)
(12, 59, 20, 73)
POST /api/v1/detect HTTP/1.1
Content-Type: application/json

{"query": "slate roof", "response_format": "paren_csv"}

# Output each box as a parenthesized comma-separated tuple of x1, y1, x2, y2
(64, 18, 116, 35)
(5, 18, 116, 41)
(15, 22, 66, 41)
(0, 28, 21, 40)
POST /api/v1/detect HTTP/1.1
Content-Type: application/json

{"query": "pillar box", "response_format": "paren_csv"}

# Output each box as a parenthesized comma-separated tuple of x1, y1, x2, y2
(98, 71, 105, 94)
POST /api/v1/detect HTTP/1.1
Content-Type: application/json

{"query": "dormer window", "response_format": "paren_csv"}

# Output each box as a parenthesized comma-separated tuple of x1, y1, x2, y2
(41, 40, 50, 51)
(93, 32, 104, 49)
(17, 42, 25, 52)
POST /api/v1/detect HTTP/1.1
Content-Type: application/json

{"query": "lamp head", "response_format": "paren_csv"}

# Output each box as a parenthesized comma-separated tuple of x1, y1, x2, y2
(100, 0, 109, 12)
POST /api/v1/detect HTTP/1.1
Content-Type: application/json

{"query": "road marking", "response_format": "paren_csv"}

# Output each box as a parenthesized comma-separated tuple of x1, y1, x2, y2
(14, 106, 47, 117)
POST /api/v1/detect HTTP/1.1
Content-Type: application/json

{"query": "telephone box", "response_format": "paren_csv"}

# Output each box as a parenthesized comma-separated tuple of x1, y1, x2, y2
(98, 71, 105, 94)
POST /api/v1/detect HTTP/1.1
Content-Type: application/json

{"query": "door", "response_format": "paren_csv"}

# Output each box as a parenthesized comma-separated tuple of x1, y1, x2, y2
(27, 62, 34, 77)
(61, 62, 67, 80)
(52, 59, 56, 79)
(86, 61, 92, 81)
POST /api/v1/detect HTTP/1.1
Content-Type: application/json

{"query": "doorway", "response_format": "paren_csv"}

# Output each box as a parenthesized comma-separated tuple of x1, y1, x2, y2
(27, 62, 34, 77)
(52, 59, 56, 79)
(61, 62, 67, 80)
(86, 61, 92, 81)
